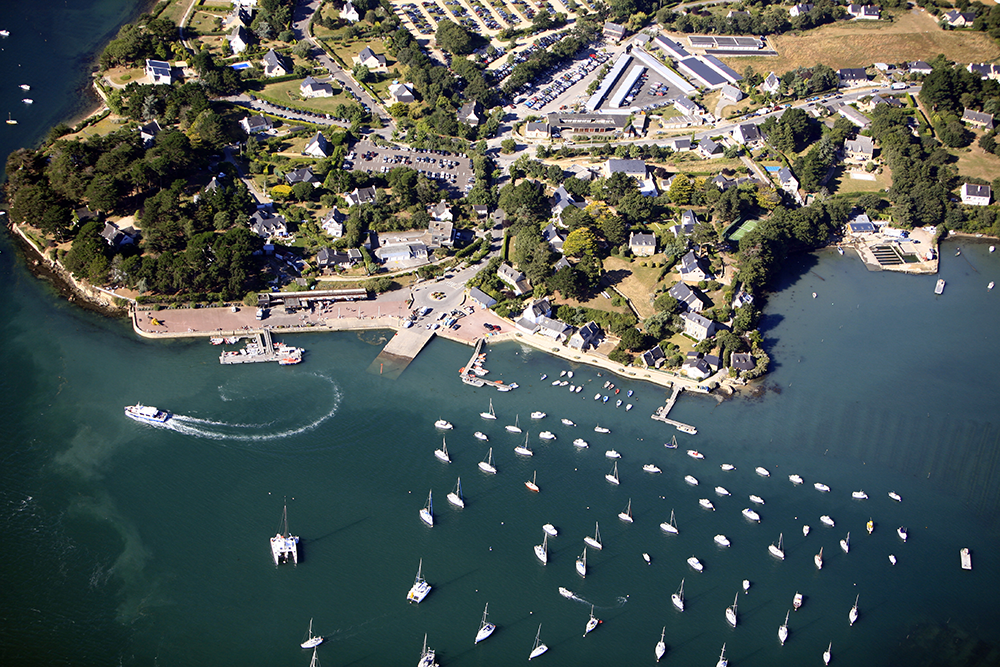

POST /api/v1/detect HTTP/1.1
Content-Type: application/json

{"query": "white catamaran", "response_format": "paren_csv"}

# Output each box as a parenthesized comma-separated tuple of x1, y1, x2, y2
(300, 618, 324, 648)
(270, 501, 299, 566)
(407, 558, 432, 603)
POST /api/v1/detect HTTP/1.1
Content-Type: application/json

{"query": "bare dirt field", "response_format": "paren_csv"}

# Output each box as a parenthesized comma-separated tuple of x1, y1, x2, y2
(724, 9, 1000, 75)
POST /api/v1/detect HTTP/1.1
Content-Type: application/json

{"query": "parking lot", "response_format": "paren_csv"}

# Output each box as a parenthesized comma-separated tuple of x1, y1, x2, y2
(344, 140, 476, 194)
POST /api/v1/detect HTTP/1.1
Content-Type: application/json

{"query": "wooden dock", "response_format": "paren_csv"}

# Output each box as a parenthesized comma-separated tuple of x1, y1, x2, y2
(651, 385, 698, 434)
(370, 328, 436, 378)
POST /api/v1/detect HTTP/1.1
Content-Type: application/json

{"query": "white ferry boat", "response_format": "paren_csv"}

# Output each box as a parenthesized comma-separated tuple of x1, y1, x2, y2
(124, 404, 171, 425)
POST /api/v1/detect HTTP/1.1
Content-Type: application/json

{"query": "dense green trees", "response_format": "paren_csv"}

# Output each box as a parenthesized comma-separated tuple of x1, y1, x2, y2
(435, 20, 479, 55)
(760, 108, 818, 153)
(99, 15, 178, 68)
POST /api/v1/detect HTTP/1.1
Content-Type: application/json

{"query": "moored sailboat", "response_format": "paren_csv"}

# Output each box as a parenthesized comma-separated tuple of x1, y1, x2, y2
(528, 624, 548, 660)
(655, 627, 666, 662)
(778, 610, 789, 645)
(481, 399, 497, 420)
(824, 642, 832, 665)
(478, 447, 497, 474)
(506, 415, 522, 433)
(576, 547, 587, 577)
(605, 461, 620, 485)
(672, 578, 685, 611)
(534, 532, 548, 564)
(407, 558, 432, 603)
(618, 498, 633, 523)
(717, 643, 728, 667)
(725, 592, 738, 627)
(417, 634, 438, 667)
(584, 605, 600, 636)
(584, 521, 603, 550)
(849, 594, 859, 626)
(840, 531, 851, 554)
(525, 470, 540, 492)
(434, 437, 451, 463)
(815, 547, 824, 570)
(514, 432, 533, 456)
(300, 618, 324, 648)
(661, 509, 679, 534)
(768, 533, 785, 560)
(475, 603, 495, 644)
(447, 477, 465, 508)
(419, 490, 434, 527)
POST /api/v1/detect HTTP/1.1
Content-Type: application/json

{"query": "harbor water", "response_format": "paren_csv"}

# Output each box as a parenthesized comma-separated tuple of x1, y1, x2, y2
(2, 3, 1000, 665)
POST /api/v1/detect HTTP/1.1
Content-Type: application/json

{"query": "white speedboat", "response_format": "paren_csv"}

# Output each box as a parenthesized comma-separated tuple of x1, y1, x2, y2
(576, 547, 587, 577)
(474, 431, 488, 441)
(815, 547, 824, 570)
(618, 498, 634, 523)
(643, 463, 662, 473)
(655, 627, 666, 662)
(418, 634, 437, 667)
(407, 559, 432, 603)
(643, 552, 651, 564)
(559, 587, 574, 598)
(769, 532, 785, 560)
(803, 524, 810, 536)
(824, 642, 832, 665)
(721, 463, 735, 471)
(543, 523, 558, 536)
(789, 474, 804, 485)
(540, 373, 547, 381)
(528, 624, 547, 660)
(435, 419, 453, 430)
(419, 490, 434, 527)
(594, 393, 601, 400)
(481, 399, 497, 420)
(626, 403, 632, 411)
(778, 610, 789, 645)
(849, 595, 859, 626)
(888, 491, 902, 502)
(661, 509, 679, 534)
(897, 526, 907, 542)
(961, 547, 972, 570)
(575, 386, 582, 393)
(699, 498, 715, 510)
(889, 554, 897, 565)
(605, 461, 620, 485)
(684, 475, 699, 486)
(506, 415, 522, 433)
(726, 593, 738, 627)
(22, 98, 32, 105)
(671, 578, 685, 611)
(616, 399, 622, 408)
(514, 433, 533, 457)
(815, 482, 831, 492)
(750, 494, 764, 505)
(434, 437, 451, 463)
(300, 618, 324, 648)
(687, 556, 703, 572)
(743, 579, 750, 593)
(584, 522, 603, 550)
(742, 508, 760, 522)
(475, 603, 495, 644)
(852, 490, 868, 500)
(793, 591, 803, 610)
(717, 643, 728, 667)
(552, 380, 561, 386)
(714, 534, 730, 547)
(19, 84, 31, 91)
(559, 371, 566, 377)
(567, 371, 574, 378)
(584, 605, 599, 635)
(573, 438, 589, 448)
(525, 471, 539, 493)
(531, 411, 546, 419)
(561, 418, 575, 426)
(124, 403, 171, 425)
(605, 449, 621, 459)
(539, 431, 556, 440)
(820, 515, 835, 527)
(534, 532, 548, 564)
(478, 447, 497, 474)
(447, 477, 465, 508)
(756, 466, 770, 477)
(595, 425, 610, 433)
(840, 531, 850, 554)
(687, 449, 704, 460)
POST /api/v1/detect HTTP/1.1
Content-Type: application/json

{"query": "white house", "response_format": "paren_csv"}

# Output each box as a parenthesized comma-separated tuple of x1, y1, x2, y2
(776, 166, 801, 201)
(229, 25, 252, 54)
(761, 71, 780, 95)
(681, 311, 717, 341)
(960, 183, 991, 206)
(344, 186, 377, 207)
(847, 4, 880, 19)
(568, 321, 602, 351)
(789, 3, 813, 17)
(250, 210, 288, 239)
(262, 49, 290, 78)
(303, 131, 332, 158)
(340, 1, 360, 23)
(145, 59, 172, 85)
(549, 185, 582, 220)
(603, 21, 626, 42)
(240, 115, 273, 135)
(844, 135, 875, 162)
(498, 263, 531, 295)
(837, 68, 869, 87)
(942, 9, 975, 27)
(669, 209, 697, 238)
(353, 47, 387, 70)
(669, 281, 706, 312)
(697, 138, 723, 158)
(720, 84, 744, 103)
(320, 208, 346, 237)
(677, 250, 709, 282)
(908, 61, 933, 76)
(605, 158, 657, 196)
(732, 123, 762, 146)
(388, 82, 415, 103)
(458, 101, 481, 126)
(300, 76, 334, 98)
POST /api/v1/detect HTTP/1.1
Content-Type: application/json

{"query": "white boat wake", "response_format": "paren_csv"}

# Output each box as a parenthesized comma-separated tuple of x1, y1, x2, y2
(148, 375, 342, 443)
(559, 589, 629, 609)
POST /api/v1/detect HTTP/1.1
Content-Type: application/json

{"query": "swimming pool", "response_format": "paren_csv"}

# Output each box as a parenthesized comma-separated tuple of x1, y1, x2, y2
(231, 62, 250, 70)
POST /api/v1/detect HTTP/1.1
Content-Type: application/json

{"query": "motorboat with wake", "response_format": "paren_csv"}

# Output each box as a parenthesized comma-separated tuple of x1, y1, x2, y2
(124, 404, 171, 425)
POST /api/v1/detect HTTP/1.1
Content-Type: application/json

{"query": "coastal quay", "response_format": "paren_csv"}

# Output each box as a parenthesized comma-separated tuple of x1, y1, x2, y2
(218, 329, 303, 365)
(651, 385, 699, 434)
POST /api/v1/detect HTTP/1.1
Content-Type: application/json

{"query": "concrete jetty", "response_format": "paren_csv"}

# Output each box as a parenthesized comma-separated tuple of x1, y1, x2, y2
(369, 327, 436, 378)
(218, 329, 304, 365)
(651, 385, 698, 434)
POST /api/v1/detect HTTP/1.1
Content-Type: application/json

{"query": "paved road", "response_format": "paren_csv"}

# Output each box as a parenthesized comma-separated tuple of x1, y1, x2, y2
(223, 92, 352, 128)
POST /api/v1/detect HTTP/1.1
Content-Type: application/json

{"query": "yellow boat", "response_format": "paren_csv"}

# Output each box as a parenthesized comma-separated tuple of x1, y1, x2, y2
(867, 519, 874, 534)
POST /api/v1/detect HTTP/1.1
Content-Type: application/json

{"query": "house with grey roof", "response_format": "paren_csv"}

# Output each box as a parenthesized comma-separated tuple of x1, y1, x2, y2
(145, 59, 172, 85)
(732, 123, 761, 146)
(677, 250, 709, 281)
(262, 49, 290, 77)
(317, 247, 361, 269)
(521, 298, 552, 324)
(908, 61, 933, 75)
(344, 186, 377, 207)
(789, 3, 813, 17)
(388, 82, 415, 103)
(525, 121, 550, 139)
(961, 183, 991, 206)
(682, 356, 712, 380)
(430, 201, 453, 222)
(301, 76, 334, 98)
(603, 21, 626, 42)
(664, 136, 693, 152)
(641, 345, 666, 368)
(517, 313, 571, 340)
(353, 46, 387, 70)
(468, 287, 497, 308)
(761, 72, 780, 95)
(962, 108, 994, 130)
(549, 185, 582, 221)
(697, 138, 723, 158)
(376, 242, 428, 268)
(497, 263, 531, 295)
(720, 84, 744, 103)
(320, 207, 346, 237)
(669, 282, 706, 312)
(669, 209, 698, 238)
(458, 101, 481, 126)
(569, 321, 602, 351)
(844, 135, 875, 162)
(542, 223, 566, 253)
(731, 352, 755, 372)
(303, 131, 332, 157)
(100, 222, 136, 247)
(228, 25, 252, 54)
(340, 1, 360, 23)
(681, 311, 717, 341)
(250, 210, 288, 239)
(942, 9, 975, 26)
(553, 256, 571, 273)
(847, 4, 880, 19)
(285, 166, 319, 186)
(837, 68, 869, 87)
(629, 231, 657, 256)
(240, 114, 273, 135)
(138, 119, 161, 147)
(777, 166, 801, 201)
(732, 289, 753, 309)
(835, 104, 872, 128)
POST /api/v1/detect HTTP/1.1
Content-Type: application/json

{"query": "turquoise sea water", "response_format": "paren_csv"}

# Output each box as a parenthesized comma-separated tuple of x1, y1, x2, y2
(2, 3, 1000, 665)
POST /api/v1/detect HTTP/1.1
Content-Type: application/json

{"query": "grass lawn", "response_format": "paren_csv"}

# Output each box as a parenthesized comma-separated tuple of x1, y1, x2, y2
(187, 10, 225, 33)
(952, 139, 1000, 183)
(722, 9, 1000, 76)
(64, 115, 132, 141)
(157, 0, 190, 24)
(258, 78, 356, 112)
(106, 66, 145, 86)
(601, 255, 672, 319)
(826, 165, 892, 195)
